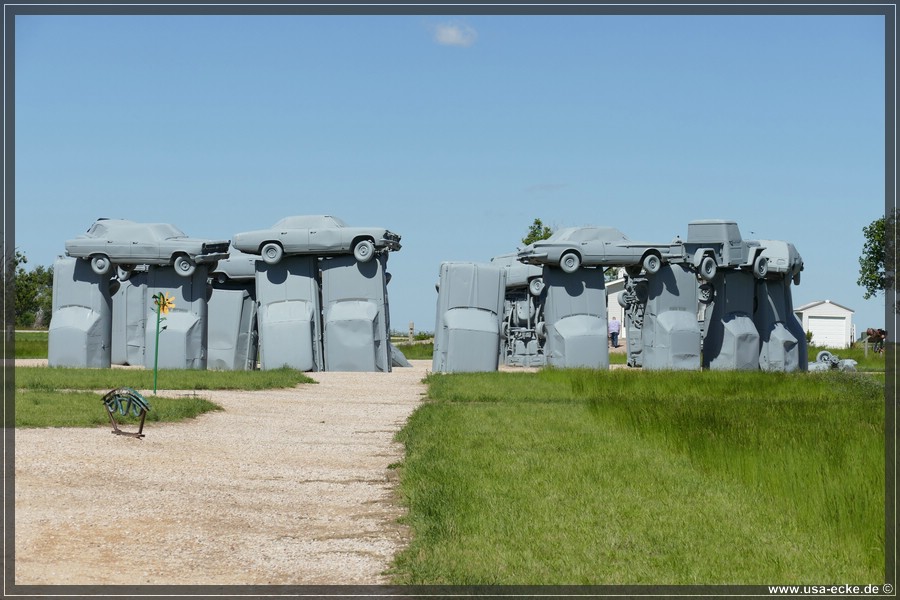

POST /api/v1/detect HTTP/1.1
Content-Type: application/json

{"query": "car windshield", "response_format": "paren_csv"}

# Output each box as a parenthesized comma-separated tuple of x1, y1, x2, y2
(86, 223, 108, 237)
(273, 215, 348, 229)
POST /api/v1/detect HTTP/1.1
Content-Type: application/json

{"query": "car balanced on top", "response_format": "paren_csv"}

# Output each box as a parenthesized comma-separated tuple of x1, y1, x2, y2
(64, 218, 230, 279)
(231, 215, 401, 265)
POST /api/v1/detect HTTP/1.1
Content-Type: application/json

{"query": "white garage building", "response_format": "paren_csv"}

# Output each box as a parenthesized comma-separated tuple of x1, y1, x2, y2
(793, 300, 855, 348)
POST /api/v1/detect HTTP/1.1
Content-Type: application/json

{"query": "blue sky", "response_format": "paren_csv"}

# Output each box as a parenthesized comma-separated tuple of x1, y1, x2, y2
(14, 12, 887, 333)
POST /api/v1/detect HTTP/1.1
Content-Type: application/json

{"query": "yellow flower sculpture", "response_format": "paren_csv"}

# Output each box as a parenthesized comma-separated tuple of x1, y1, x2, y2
(151, 292, 175, 393)
(154, 292, 176, 314)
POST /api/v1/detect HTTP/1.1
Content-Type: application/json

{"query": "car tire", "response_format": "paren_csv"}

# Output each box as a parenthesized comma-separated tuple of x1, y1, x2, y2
(528, 277, 544, 297)
(261, 242, 283, 265)
(698, 255, 717, 281)
(90, 255, 111, 276)
(753, 255, 769, 279)
(642, 253, 662, 275)
(173, 254, 196, 277)
(353, 239, 375, 263)
(560, 251, 580, 274)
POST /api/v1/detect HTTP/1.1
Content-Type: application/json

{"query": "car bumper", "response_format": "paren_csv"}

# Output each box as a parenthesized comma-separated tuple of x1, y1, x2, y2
(517, 251, 549, 264)
(195, 252, 230, 264)
(379, 231, 402, 251)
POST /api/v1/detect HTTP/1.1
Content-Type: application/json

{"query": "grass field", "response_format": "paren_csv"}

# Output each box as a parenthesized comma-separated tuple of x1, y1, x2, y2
(15, 389, 222, 428)
(395, 342, 434, 361)
(14, 366, 314, 428)
(391, 369, 885, 585)
(15, 366, 314, 391)
(13, 331, 48, 358)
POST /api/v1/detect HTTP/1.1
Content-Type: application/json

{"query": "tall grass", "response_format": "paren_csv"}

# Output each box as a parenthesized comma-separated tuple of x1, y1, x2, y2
(392, 369, 884, 585)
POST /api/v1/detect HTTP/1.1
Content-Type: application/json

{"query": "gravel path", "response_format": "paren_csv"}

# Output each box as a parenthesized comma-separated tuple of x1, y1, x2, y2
(14, 360, 430, 585)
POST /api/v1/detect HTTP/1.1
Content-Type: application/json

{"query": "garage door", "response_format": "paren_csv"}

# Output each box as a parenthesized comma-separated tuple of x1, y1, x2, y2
(808, 316, 847, 348)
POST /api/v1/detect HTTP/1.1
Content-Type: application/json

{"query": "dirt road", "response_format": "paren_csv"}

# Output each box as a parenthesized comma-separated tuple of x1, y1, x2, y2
(13, 360, 430, 585)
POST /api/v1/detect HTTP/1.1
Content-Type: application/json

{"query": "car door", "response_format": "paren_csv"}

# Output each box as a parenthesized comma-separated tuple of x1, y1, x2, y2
(308, 221, 344, 252)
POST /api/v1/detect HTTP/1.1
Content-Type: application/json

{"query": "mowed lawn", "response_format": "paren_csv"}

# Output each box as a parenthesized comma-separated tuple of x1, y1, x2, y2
(391, 369, 885, 585)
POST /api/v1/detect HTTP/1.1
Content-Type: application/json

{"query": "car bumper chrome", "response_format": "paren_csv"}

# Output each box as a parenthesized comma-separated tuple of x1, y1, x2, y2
(195, 252, 230, 264)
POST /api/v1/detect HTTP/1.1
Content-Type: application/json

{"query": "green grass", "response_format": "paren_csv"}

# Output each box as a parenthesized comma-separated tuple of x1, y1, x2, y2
(15, 366, 314, 391)
(14, 331, 48, 358)
(16, 389, 222, 428)
(391, 369, 885, 585)
(395, 342, 434, 361)
(14, 365, 313, 428)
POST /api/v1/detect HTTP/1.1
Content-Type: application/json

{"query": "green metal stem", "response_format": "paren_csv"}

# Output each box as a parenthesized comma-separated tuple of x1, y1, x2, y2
(153, 297, 161, 393)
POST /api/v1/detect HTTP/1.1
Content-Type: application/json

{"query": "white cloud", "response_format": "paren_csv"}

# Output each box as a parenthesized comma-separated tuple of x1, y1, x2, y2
(433, 22, 477, 47)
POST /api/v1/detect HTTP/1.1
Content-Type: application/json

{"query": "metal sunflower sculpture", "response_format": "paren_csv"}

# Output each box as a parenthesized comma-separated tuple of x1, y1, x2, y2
(151, 292, 176, 393)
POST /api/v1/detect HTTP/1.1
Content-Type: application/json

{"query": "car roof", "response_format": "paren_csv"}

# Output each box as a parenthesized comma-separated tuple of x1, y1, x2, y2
(85, 219, 187, 240)
(272, 215, 349, 229)
(546, 227, 628, 243)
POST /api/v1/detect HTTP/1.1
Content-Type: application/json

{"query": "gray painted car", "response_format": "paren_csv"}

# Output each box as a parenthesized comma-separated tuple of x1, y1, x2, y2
(65, 218, 230, 278)
(232, 215, 401, 265)
(209, 246, 259, 283)
(684, 220, 768, 282)
(517, 226, 683, 274)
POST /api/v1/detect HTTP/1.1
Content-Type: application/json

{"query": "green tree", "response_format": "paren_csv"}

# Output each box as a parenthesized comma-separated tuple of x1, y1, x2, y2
(857, 210, 896, 306)
(13, 251, 54, 329)
(522, 218, 553, 246)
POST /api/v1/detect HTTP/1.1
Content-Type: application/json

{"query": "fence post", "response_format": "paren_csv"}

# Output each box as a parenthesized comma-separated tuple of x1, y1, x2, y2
(408, 321, 414, 343)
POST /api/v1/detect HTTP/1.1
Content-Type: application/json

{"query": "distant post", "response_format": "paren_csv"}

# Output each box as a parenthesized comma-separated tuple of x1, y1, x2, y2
(409, 321, 414, 343)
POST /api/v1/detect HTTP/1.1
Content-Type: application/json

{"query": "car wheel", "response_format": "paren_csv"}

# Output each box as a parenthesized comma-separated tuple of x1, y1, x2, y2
(642, 253, 662, 275)
(90, 255, 111, 276)
(261, 242, 283, 265)
(528, 277, 544, 297)
(116, 264, 134, 281)
(173, 254, 196, 277)
(698, 255, 717, 281)
(753, 255, 769, 279)
(353, 239, 375, 263)
(560, 251, 580, 274)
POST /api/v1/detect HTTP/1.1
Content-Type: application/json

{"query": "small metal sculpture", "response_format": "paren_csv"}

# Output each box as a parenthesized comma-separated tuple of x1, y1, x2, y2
(807, 350, 858, 372)
(102, 387, 151, 439)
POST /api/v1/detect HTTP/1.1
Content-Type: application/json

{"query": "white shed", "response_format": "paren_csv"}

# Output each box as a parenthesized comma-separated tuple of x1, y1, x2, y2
(794, 300, 855, 348)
